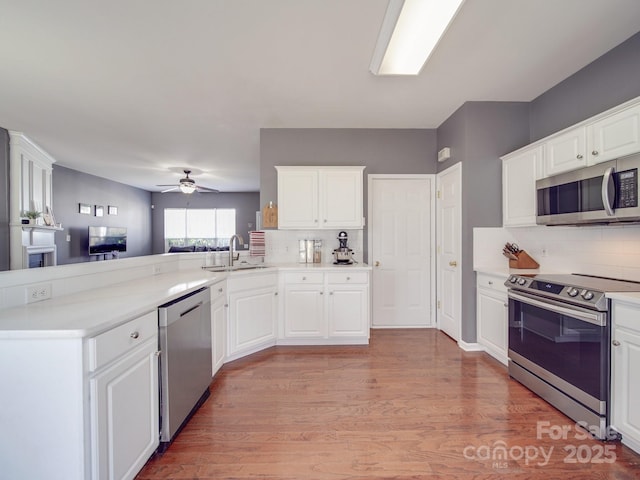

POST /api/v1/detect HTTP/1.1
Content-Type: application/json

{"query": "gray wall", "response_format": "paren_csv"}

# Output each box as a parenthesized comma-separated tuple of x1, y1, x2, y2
(260, 128, 438, 260)
(530, 31, 640, 141)
(437, 102, 530, 343)
(150, 192, 260, 254)
(0, 129, 9, 271)
(52, 165, 153, 264)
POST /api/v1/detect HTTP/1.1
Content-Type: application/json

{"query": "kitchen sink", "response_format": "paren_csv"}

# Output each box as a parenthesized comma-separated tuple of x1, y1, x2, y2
(202, 264, 270, 273)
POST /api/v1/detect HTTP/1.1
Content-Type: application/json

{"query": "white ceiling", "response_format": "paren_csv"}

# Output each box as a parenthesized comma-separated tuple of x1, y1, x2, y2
(1, 0, 639, 192)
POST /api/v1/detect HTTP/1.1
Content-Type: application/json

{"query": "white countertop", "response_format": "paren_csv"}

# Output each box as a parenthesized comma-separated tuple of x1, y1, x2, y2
(0, 263, 370, 339)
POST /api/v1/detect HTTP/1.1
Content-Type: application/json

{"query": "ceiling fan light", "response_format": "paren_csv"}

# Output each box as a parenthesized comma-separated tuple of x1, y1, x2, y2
(179, 183, 196, 194)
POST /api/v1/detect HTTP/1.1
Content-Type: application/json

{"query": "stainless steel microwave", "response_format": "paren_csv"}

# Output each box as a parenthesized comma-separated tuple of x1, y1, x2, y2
(536, 153, 640, 225)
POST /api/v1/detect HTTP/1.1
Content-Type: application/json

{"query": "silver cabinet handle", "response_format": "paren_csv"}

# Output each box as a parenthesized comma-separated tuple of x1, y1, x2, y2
(224, 304, 228, 308)
(130, 331, 139, 339)
(576, 154, 583, 160)
(274, 292, 278, 296)
(612, 340, 621, 347)
(346, 277, 351, 281)
(592, 150, 599, 156)
(488, 281, 493, 285)
(302, 276, 306, 280)
(218, 287, 223, 293)
(319, 291, 323, 295)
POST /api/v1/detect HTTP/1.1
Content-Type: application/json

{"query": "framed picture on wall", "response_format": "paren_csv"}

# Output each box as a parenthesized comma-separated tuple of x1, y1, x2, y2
(108, 205, 118, 215)
(79, 203, 91, 215)
(95, 205, 104, 217)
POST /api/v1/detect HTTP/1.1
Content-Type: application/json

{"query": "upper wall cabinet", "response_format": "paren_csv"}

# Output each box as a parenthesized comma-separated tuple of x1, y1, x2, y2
(502, 146, 543, 227)
(276, 166, 365, 229)
(544, 127, 587, 176)
(587, 104, 640, 165)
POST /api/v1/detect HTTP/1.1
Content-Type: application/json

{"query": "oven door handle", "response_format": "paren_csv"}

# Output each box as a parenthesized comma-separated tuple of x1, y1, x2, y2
(508, 291, 606, 327)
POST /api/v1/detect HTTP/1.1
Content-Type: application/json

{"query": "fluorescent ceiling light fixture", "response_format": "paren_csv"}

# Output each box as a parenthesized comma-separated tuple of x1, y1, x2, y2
(370, 0, 466, 75)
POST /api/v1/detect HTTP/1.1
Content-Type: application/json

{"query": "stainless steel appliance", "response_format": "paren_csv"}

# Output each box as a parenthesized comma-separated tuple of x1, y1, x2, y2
(536, 153, 640, 225)
(332, 231, 354, 265)
(506, 273, 640, 439)
(158, 287, 212, 448)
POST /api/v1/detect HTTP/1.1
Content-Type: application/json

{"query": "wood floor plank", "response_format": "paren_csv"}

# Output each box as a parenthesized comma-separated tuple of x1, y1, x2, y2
(136, 329, 640, 479)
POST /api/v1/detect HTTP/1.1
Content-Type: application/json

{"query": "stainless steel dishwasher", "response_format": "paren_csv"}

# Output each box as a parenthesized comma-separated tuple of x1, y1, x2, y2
(158, 287, 212, 447)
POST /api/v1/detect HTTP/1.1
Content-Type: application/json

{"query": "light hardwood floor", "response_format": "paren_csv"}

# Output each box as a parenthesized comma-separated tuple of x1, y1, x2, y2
(137, 329, 640, 479)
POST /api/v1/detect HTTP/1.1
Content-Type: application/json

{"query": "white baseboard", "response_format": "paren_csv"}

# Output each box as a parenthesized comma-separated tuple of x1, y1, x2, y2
(458, 340, 485, 352)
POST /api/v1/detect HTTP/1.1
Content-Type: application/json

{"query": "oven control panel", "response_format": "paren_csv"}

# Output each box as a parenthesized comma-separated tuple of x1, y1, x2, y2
(506, 275, 607, 311)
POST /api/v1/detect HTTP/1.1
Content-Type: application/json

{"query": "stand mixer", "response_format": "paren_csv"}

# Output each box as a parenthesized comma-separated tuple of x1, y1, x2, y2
(332, 231, 354, 265)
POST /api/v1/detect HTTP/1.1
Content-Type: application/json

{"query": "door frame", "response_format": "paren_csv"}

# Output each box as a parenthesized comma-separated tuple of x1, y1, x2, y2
(435, 162, 462, 339)
(367, 174, 436, 328)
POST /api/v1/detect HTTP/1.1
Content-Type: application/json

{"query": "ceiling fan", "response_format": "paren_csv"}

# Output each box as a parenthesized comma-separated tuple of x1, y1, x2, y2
(157, 169, 220, 194)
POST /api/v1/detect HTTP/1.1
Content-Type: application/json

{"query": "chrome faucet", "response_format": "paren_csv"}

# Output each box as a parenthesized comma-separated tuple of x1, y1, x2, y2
(229, 234, 244, 267)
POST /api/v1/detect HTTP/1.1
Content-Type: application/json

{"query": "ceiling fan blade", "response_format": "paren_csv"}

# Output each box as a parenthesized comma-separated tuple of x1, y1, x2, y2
(196, 185, 220, 193)
(161, 186, 179, 193)
(156, 184, 179, 187)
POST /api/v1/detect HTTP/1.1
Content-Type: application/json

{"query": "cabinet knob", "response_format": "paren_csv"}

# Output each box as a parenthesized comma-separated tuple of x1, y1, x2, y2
(314, 219, 318, 223)
(324, 219, 327, 223)
(329, 291, 334, 295)
(612, 340, 621, 347)
(274, 292, 278, 296)
(488, 281, 493, 285)
(592, 150, 599, 156)
(449, 261, 457, 267)
(302, 276, 306, 280)
(224, 304, 229, 308)
(576, 154, 583, 160)
(130, 331, 139, 339)
(374, 261, 380, 267)
(320, 291, 323, 295)
(218, 287, 223, 293)
(346, 276, 351, 281)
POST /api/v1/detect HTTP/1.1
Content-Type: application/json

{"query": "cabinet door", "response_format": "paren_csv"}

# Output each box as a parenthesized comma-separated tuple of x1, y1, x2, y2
(588, 104, 640, 165)
(502, 146, 542, 227)
(612, 326, 640, 452)
(477, 288, 508, 365)
(545, 127, 587, 176)
(319, 168, 364, 228)
(211, 297, 227, 375)
(228, 286, 277, 355)
(327, 284, 369, 337)
(90, 338, 159, 480)
(277, 168, 319, 229)
(283, 284, 325, 338)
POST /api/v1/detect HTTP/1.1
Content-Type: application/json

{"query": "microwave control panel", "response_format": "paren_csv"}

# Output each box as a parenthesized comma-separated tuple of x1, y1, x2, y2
(616, 168, 638, 208)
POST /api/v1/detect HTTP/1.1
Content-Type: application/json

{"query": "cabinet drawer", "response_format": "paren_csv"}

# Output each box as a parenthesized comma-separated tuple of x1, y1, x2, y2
(284, 272, 324, 284)
(88, 311, 157, 372)
(476, 273, 508, 294)
(210, 281, 226, 303)
(327, 271, 368, 284)
(613, 301, 640, 334)
(228, 273, 277, 292)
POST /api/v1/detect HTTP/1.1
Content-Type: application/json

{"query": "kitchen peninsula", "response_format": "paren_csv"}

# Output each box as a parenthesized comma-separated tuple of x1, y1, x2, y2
(0, 253, 371, 480)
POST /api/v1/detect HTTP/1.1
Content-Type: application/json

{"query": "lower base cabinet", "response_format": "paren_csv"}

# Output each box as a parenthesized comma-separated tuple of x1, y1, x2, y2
(611, 301, 640, 454)
(476, 273, 508, 365)
(89, 311, 159, 480)
(227, 274, 278, 359)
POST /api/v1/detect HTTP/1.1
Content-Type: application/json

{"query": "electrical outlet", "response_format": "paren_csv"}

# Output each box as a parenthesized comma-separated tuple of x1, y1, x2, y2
(26, 283, 52, 303)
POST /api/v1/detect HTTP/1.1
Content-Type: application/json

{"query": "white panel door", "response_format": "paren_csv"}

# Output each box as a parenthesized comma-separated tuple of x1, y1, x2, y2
(369, 175, 434, 327)
(437, 163, 461, 341)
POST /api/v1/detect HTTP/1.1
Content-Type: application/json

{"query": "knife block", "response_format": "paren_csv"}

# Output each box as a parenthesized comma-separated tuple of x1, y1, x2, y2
(509, 250, 540, 269)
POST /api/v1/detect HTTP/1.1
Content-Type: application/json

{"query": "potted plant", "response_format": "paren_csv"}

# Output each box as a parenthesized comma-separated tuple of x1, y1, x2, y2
(21, 210, 42, 225)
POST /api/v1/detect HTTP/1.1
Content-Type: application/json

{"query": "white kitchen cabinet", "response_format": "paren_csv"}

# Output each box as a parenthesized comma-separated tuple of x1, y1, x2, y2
(210, 281, 227, 376)
(587, 104, 640, 165)
(502, 145, 543, 227)
(276, 166, 365, 229)
(476, 273, 508, 365)
(282, 273, 325, 338)
(280, 270, 370, 343)
(544, 127, 587, 176)
(227, 273, 278, 359)
(89, 311, 159, 480)
(611, 300, 640, 454)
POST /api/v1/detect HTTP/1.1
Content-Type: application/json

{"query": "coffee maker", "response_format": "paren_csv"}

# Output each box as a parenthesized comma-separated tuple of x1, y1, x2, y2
(332, 231, 354, 265)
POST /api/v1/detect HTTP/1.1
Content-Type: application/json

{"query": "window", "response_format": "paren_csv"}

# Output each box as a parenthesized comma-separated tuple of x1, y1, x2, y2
(164, 208, 236, 251)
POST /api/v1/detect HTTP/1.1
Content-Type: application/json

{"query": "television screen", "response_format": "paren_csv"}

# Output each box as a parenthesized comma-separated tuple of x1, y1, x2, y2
(89, 226, 127, 255)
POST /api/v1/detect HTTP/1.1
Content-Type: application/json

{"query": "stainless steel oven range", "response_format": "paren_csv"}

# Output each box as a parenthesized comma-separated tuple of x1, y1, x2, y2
(505, 273, 640, 439)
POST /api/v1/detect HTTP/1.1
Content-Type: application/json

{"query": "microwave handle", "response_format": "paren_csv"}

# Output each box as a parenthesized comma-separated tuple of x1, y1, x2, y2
(602, 167, 615, 216)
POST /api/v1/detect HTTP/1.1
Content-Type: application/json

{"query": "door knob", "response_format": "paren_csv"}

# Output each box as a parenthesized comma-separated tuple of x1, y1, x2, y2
(612, 340, 621, 347)
(449, 261, 457, 267)
(374, 261, 380, 267)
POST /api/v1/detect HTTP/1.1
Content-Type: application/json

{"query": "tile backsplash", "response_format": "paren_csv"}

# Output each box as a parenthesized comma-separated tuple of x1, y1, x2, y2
(263, 229, 364, 265)
(474, 224, 640, 282)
